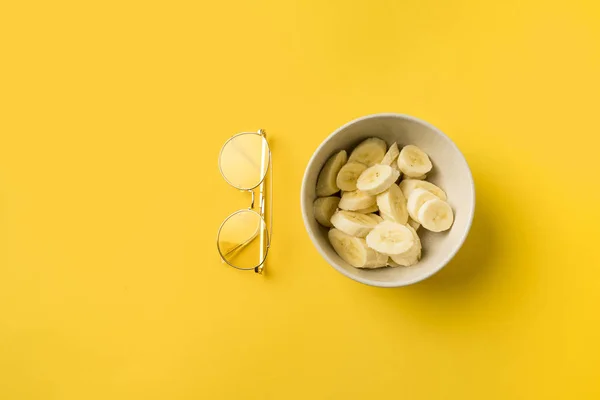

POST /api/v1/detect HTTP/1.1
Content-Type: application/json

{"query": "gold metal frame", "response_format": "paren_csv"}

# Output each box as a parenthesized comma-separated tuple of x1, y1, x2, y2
(216, 129, 272, 274)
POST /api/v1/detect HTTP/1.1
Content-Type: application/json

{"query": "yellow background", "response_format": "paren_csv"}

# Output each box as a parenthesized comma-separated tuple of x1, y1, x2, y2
(1, 1, 600, 399)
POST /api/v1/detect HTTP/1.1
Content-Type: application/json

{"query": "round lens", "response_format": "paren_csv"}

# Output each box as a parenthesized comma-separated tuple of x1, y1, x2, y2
(219, 133, 270, 190)
(217, 210, 268, 270)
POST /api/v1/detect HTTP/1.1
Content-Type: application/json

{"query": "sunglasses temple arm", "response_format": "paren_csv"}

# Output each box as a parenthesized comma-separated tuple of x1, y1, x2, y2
(267, 152, 272, 242)
(256, 130, 271, 274)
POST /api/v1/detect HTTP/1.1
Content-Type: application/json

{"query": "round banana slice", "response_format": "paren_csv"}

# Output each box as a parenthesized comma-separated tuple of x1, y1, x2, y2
(399, 179, 447, 201)
(338, 190, 376, 211)
(348, 137, 387, 166)
(330, 210, 379, 237)
(376, 183, 408, 225)
(355, 204, 379, 214)
(336, 161, 368, 192)
(316, 150, 348, 197)
(407, 188, 439, 222)
(390, 225, 422, 266)
(356, 164, 400, 195)
(328, 229, 388, 269)
(380, 142, 400, 166)
(366, 221, 414, 255)
(418, 199, 454, 232)
(313, 196, 340, 228)
(397, 145, 432, 178)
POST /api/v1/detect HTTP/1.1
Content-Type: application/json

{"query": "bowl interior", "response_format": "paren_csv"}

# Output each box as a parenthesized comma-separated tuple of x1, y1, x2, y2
(301, 114, 474, 287)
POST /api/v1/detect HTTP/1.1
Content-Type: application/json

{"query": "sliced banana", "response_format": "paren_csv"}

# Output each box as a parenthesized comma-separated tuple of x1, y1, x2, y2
(336, 161, 368, 192)
(313, 197, 340, 228)
(376, 183, 408, 225)
(407, 218, 421, 231)
(407, 188, 439, 222)
(348, 137, 387, 166)
(392, 163, 402, 180)
(329, 229, 388, 269)
(330, 210, 378, 237)
(318, 138, 455, 270)
(338, 190, 376, 211)
(366, 221, 414, 255)
(390, 225, 422, 266)
(356, 164, 400, 195)
(355, 204, 379, 214)
(384, 143, 403, 183)
(418, 199, 454, 232)
(397, 145, 432, 178)
(316, 150, 348, 197)
(399, 179, 447, 201)
(391, 165, 402, 184)
(380, 142, 400, 166)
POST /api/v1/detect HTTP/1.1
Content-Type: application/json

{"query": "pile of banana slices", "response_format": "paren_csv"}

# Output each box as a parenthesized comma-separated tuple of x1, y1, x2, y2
(313, 138, 454, 269)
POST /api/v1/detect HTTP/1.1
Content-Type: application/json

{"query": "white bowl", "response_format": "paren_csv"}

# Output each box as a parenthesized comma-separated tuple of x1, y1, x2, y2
(301, 113, 475, 287)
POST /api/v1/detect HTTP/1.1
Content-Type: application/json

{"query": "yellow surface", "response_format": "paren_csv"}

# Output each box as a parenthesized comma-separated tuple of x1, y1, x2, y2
(1, 1, 600, 399)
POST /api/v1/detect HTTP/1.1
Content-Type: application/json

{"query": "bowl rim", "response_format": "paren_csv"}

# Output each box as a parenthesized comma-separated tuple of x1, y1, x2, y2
(300, 113, 476, 287)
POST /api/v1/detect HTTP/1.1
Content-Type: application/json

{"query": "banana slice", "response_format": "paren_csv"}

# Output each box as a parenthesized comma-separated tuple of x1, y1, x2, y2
(356, 164, 400, 195)
(390, 225, 422, 266)
(355, 204, 379, 214)
(397, 145, 432, 178)
(384, 143, 403, 183)
(376, 183, 408, 225)
(336, 161, 368, 192)
(348, 137, 387, 166)
(407, 188, 439, 222)
(407, 218, 421, 231)
(399, 179, 447, 201)
(418, 199, 454, 232)
(380, 142, 400, 166)
(366, 221, 414, 255)
(316, 150, 348, 197)
(392, 163, 402, 179)
(330, 210, 378, 237)
(313, 197, 340, 228)
(329, 229, 388, 268)
(338, 190, 376, 211)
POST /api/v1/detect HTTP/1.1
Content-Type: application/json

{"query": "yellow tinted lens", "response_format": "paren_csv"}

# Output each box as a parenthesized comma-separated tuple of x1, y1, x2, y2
(217, 210, 267, 270)
(219, 133, 269, 190)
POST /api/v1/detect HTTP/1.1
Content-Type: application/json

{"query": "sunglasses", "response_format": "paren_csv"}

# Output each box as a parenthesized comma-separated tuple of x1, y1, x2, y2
(216, 129, 273, 274)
